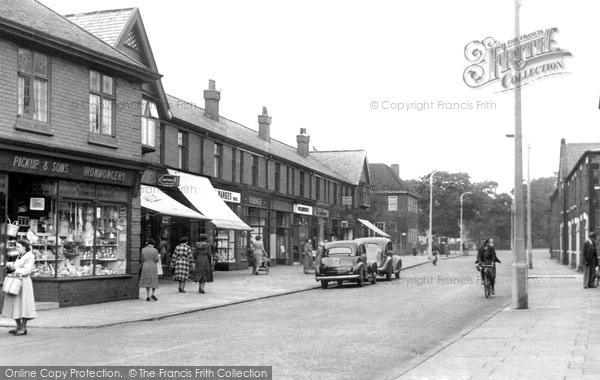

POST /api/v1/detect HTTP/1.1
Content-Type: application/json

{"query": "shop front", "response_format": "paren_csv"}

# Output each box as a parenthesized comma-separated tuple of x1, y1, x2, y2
(167, 170, 252, 271)
(242, 192, 271, 265)
(0, 147, 143, 308)
(330, 209, 342, 241)
(313, 206, 330, 244)
(292, 203, 314, 263)
(271, 199, 293, 265)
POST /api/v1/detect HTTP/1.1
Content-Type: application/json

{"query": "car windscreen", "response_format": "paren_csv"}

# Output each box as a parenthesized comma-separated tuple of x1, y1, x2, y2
(326, 247, 354, 256)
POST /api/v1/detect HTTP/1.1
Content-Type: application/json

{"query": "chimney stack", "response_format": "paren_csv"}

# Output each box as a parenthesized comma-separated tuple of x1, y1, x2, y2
(204, 79, 220, 121)
(258, 107, 272, 142)
(296, 128, 310, 157)
(391, 164, 400, 177)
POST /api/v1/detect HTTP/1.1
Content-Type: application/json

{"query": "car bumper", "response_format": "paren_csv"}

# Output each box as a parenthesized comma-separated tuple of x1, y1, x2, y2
(315, 274, 360, 281)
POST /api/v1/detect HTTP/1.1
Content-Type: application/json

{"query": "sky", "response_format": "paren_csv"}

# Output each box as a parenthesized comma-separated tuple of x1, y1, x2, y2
(38, 0, 600, 193)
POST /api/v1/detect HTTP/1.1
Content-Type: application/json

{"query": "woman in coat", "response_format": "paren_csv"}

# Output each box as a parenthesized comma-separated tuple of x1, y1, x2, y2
(139, 238, 160, 301)
(2, 239, 36, 335)
(170, 236, 193, 293)
(190, 234, 213, 293)
(303, 239, 313, 274)
(251, 235, 267, 275)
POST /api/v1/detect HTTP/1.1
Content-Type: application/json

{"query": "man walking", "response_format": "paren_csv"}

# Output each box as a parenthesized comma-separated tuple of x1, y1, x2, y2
(582, 231, 598, 289)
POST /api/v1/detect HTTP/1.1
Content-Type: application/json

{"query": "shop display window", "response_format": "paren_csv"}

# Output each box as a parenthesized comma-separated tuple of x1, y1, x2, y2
(2, 174, 129, 278)
(215, 229, 235, 263)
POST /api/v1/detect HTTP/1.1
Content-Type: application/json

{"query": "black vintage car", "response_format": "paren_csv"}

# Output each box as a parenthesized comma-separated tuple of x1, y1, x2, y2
(315, 240, 376, 289)
(353, 237, 402, 280)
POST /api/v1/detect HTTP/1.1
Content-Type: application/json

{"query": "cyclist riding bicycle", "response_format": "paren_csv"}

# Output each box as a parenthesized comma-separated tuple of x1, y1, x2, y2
(475, 239, 501, 295)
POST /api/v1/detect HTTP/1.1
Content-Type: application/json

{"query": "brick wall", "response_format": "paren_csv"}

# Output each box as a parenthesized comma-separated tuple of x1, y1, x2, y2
(242, 151, 252, 185)
(188, 133, 202, 174)
(162, 124, 179, 168)
(258, 157, 267, 188)
(203, 138, 214, 177)
(223, 145, 233, 181)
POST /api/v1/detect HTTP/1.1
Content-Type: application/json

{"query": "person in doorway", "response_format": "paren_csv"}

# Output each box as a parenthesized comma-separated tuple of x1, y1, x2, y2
(170, 237, 193, 292)
(582, 231, 598, 289)
(303, 239, 314, 274)
(314, 241, 325, 275)
(2, 239, 36, 335)
(159, 238, 170, 266)
(139, 238, 160, 301)
(251, 235, 267, 275)
(191, 234, 214, 293)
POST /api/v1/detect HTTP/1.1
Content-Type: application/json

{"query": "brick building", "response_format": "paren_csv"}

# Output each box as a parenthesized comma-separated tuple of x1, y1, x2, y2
(549, 139, 600, 269)
(365, 163, 419, 254)
(0, 0, 163, 306)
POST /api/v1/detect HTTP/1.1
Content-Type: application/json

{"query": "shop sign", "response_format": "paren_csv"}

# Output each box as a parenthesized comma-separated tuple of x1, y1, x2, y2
(215, 188, 241, 203)
(342, 196, 353, 206)
(1, 152, 136, 186)
(29, 197, 45, 211)
(294, 204, 313, 215)
(158, 174, 179, 187)
(313, 207, 330, 218)
(243, 193, 270, 208)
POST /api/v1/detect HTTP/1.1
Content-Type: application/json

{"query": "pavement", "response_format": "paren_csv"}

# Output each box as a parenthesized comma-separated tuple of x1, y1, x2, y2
(400, 249, 600, 379)
(0, 253, 450, 329)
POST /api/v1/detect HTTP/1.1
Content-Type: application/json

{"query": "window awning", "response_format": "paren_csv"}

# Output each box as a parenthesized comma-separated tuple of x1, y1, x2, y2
(168, 169, 252, 231)
(141, 185, 210, 220)
(357, 218, 391, 238)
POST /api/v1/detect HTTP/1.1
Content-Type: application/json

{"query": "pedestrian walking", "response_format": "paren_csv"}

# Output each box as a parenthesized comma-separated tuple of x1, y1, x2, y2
(2, 239, 36, 335)
(139, 238, 160, 301)
(582, 231, 598, 289)
(170, 236, 193, 293)
(432, 243, 439, 265)
(251, 235, 267, 275)
(191, 234, 213, 293)
(303, 239, 313, 274)
(314, 241, 325, 275)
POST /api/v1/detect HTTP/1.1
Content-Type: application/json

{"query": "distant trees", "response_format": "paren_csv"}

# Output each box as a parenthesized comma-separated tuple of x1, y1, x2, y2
(404, 172, 556, 249)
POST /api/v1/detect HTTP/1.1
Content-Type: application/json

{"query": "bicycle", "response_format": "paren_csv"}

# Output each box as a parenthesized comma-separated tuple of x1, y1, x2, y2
(479, 264, 494, 298)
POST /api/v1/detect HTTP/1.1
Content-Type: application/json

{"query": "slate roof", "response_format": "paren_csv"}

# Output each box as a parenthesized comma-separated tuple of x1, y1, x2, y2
(368, 163, 407, 192)
(560, 142, 600, 179)
(64, 8, 134, 47)
(310, 150, 369, 185)
(167, 94, 350, 183)
(0, 0, 154, 78)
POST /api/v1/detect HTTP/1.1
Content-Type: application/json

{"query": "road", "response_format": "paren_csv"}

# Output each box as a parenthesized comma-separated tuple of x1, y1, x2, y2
(1, 252, 512, 379)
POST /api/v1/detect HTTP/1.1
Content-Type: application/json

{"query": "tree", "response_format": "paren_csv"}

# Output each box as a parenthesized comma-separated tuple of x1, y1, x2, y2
(526, 176, 556, 248)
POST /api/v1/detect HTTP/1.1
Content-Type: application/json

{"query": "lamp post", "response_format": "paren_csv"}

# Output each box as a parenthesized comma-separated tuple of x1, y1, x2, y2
(460, 191, 472, 255)
(428, 170, 439, 258)
(506, 136, 533, 270)
(512, 0, 528, 309)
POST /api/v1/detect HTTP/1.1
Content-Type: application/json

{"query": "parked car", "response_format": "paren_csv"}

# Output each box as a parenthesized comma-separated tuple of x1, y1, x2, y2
(315, 240, 376, 289)
(353, 237, 402, 280)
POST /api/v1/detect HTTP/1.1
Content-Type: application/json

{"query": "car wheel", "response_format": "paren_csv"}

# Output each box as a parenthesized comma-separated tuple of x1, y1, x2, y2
(386, 262, 392, 281)
(395, 260, 402, 279)
(357, 268, 364, 287)
(370, 265, 377, 284)
(321, 280, 328, 289)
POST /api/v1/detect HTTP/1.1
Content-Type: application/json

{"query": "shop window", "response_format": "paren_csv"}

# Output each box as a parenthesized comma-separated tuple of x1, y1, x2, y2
(3, 176, 129, 278)
(89, 70, 115, 136)
(141, 98, 158, 149)
(17, 48, 48, 122)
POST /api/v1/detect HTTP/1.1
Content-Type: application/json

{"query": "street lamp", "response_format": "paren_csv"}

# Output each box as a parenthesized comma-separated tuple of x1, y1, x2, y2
(460, 191, 472, 255)
(511, 0, 528, 309)
(507, 134, 533, 269)
(428, 170, 439, 259)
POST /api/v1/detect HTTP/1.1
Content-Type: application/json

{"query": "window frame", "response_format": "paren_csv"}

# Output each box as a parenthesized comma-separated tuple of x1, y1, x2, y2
(214, 143, 223, 178)
(177, 131, 188, 170)
(89, 70, 115, 137)
(141, 98, 158, 148)
(17, 48, 49, 123)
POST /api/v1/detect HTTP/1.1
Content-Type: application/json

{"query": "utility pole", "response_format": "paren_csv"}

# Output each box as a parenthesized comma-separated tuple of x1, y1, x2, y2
(527, 144, 533, 269)
(513, 0, 529, 309)
(428, 170, 439, 259)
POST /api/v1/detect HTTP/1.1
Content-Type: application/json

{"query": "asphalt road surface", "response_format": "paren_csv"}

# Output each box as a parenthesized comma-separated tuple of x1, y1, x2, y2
(1, 252, 512, 379)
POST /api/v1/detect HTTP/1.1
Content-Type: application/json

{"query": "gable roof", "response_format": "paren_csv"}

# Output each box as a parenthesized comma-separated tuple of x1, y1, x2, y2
(559, 141, 600, 180)
(166, 94, 351, 183)
(65, 7, 170, 118)
(64, 8, 134, 47)
(369, 163, 406, 191)
(0, 0, 158, 81)
(310, 150, 370, 185)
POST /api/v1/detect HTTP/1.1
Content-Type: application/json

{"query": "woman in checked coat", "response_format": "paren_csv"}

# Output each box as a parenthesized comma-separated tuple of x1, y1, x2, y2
(170, 236, 193, 293)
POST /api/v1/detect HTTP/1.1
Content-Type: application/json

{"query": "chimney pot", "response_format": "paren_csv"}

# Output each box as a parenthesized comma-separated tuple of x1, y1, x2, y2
(204, 79, 220, 121)
(296, 128, 310, 157)
(258, 106, 272, 142)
